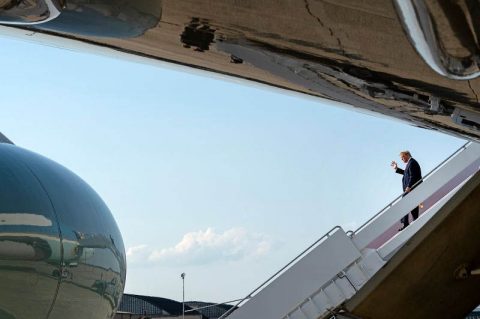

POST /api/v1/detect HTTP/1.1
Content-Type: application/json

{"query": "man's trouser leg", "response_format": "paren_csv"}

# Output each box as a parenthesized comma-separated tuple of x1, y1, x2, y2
(411, 206, 419, 220)
(400, 214, 409, 227)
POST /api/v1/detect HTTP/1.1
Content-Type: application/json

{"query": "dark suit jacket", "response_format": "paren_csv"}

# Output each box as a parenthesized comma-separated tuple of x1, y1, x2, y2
(396, 158, 422, 191)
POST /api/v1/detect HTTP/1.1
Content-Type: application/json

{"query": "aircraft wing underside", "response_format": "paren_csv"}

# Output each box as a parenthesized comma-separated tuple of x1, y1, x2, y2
(2, 0, 480, 140)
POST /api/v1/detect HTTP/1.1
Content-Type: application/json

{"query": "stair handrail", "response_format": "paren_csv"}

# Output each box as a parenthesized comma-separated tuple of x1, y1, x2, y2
(217, 225, 342, 319)
(352, 141, 471, 236)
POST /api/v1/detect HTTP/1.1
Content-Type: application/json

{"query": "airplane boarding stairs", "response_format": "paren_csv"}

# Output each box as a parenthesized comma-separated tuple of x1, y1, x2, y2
(224, 142, 480, 319)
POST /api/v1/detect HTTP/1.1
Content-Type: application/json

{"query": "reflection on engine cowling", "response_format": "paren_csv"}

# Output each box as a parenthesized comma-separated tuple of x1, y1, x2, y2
(0, 143, 126, 319)
(37, 0, 162, 38)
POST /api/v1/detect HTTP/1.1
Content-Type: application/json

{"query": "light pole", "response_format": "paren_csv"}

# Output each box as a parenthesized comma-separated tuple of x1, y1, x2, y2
(181, 272, 186, 319)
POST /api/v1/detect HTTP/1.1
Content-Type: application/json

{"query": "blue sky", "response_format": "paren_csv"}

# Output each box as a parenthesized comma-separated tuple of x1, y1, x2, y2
(0, 34, 465, 303)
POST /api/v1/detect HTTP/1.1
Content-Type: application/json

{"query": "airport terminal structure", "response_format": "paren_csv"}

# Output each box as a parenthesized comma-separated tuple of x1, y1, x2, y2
(115, 294, 234, 319)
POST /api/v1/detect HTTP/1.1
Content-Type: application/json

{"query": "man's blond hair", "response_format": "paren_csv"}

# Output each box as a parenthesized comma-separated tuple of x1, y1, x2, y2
(400, 150, 411, 157)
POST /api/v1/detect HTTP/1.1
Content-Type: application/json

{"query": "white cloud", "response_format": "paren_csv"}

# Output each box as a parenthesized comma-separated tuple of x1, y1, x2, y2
(127, 227, 273, 266)
(126, 244, 150, 263)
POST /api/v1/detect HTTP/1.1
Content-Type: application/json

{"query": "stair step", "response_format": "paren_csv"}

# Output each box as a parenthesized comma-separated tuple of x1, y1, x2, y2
(324, 281, 345, 305)
(300, 299, 321, 319)
(334, 275, 356, 299)
(311, 290, 332, 314)
(344, 263, 368, 290)
(288, 308, 308, 319)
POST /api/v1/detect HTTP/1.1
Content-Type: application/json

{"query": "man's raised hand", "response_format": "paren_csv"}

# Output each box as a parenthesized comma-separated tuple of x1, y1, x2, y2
(391, 161, 398, 170)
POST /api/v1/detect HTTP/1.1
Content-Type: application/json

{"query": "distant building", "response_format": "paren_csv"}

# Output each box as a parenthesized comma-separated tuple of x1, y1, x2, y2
(115, 294, 235, 319)
(184, 301, 234, 319)
(466, 307, 480, 319)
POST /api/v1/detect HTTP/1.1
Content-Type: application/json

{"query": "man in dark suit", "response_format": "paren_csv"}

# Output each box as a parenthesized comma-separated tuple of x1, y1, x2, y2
(391, 151, 422, 230)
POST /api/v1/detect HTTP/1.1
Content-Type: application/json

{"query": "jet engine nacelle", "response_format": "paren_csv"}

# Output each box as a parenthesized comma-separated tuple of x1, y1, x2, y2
(0, 143, 126, 319)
